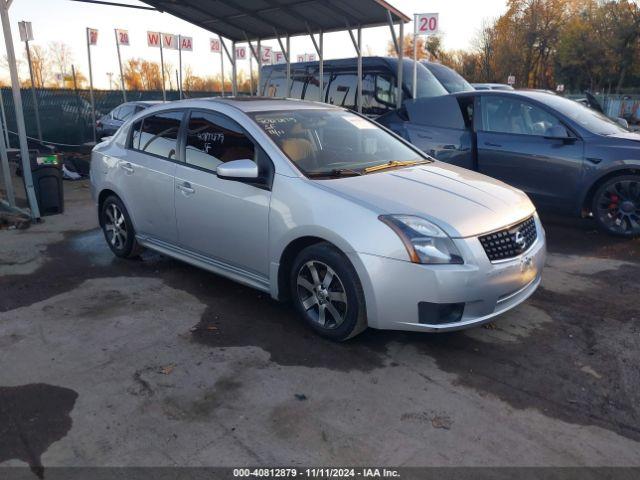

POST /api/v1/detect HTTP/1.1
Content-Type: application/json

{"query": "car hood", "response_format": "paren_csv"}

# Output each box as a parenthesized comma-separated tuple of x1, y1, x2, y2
(605, 131, 640, 143)
(317, 162, 535, 238)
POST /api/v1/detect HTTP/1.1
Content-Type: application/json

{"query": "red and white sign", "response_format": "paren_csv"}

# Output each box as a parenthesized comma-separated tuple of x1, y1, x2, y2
(147, 31, 161, 47)
(87, 28, 99, 46)
(296, 54, 305, 63)
(507, 74, 516, 85)
(115, 29, 130, 46)
(261, 46, 272, 65)
(415, 13, 439, 36)
(235, 46, 247, 60)
(180, 36, 193, 51)
(162, 33, 178, 50)
(210, 38, 221, 53)
(273, 51, 285, 64)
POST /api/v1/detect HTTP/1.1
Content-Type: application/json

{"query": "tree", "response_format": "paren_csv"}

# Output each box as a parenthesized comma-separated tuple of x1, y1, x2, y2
(48, 41, 74, 87)
(386, 34, 430, 60)
(24, 45, 50, 87)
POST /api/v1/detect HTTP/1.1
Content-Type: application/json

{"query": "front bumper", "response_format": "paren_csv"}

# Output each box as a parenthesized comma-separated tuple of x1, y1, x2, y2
(349, 217, 547, 332)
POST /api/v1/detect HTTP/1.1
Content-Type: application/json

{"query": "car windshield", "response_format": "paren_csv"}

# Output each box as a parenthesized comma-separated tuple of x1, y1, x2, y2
(250, 109, 428, 177)
(540, 94, 628, 135)
(424, 63, 474, 93)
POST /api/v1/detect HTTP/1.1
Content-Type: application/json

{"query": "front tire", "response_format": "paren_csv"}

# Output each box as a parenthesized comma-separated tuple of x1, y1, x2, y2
(100, 195, 143, 258)
(592, 175, 640, 238)
(290, 242, 367, 341)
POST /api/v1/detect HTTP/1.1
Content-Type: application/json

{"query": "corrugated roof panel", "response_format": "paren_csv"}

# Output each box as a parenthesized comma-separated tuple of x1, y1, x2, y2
(143, 0, 409, 42)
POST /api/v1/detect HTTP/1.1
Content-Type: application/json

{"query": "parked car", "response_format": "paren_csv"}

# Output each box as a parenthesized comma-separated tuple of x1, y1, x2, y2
(377, 90, 640, 237)
(91, 98, 546, 340)
(420, 61, 475, 93)
(260, 57, 447, 117)
(96, 101, 161, 138)
(472, 83, 514, 91)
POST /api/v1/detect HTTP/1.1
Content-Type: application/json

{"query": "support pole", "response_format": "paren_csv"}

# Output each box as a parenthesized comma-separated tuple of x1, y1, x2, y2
(114, 28, 127, 102)
(349, 26, 362, 113)
(231, 41, 237, 96)
(397, 21, 404, 109)
(247, 37, 261, 96)
(275, 31, 290, 97)
(286, 35, 291, 97)
(256, 39, 261, 95)
(0, 90, 9, 147)
(308, 26, 324, 103)
(412, 15, 417, 100)
(219, 35, 225, 97)
(0, 110, 14, 207)
(159, 35, 166, 101)
(220, 37, 236, 96)
(86, 28, 97, 143)
(24, 37, 42, 141)
(319, 31, 323, 102)
(178, 35, 183, 99)
(0, 1, 40, 218)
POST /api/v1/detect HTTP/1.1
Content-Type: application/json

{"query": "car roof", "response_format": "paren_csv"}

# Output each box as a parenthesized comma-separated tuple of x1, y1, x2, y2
(146, 96, 337, 113)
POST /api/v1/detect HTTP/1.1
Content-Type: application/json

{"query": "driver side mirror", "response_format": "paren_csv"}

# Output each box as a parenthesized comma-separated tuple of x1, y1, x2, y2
(616, 117, 629, 129)
(216, 159, 258, 180)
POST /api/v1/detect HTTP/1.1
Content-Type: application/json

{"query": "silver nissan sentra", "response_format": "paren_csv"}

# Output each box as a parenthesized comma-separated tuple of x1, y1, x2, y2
(90, 97, 546, 341)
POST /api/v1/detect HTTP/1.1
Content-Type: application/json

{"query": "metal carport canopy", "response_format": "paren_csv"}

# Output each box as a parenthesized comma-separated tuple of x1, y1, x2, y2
(142, 0, 410, 108)
(141, 0, 410, 42)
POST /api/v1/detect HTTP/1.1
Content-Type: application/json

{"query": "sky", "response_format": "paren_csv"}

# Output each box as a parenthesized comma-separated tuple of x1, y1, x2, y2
(0, 0, 507, 89)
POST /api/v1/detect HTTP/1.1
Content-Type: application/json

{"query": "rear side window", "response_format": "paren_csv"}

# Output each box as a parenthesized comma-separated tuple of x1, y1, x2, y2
(184, 111, 256, 172)
(326, 73, 357, 110)
(131, 111, 183, 160)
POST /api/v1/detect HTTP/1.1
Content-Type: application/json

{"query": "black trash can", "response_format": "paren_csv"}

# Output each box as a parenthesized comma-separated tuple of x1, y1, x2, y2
(29, 152, 64, 216)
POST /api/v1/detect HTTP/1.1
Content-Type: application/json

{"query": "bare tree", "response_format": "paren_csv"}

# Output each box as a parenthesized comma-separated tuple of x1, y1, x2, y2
(48, 41, 74, 87)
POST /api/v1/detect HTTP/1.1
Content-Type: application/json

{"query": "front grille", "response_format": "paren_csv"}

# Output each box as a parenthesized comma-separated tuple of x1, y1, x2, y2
(479, 216, 537, 262)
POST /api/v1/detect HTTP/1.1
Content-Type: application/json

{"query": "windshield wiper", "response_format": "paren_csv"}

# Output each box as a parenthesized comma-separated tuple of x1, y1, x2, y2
(363, 159, 430, 173)
(307, 168, 363, 178)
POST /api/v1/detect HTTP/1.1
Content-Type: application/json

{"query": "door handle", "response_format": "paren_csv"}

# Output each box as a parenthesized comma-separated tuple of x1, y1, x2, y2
(176, 182, 195, 196)
(484, 142, 503, 148)
(119, 162, 134, 174)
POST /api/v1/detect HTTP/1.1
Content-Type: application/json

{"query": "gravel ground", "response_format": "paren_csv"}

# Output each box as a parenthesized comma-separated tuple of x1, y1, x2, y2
(1, 178, 639, 475)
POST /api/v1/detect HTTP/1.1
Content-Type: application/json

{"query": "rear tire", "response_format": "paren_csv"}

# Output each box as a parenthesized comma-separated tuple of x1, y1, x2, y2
(592, 175, 640, 238)
(100, 195, 144, 258)
(290, 242, 367, 341)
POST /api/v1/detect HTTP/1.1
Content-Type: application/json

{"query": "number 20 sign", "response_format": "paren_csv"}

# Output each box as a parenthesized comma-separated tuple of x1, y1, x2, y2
(415, 13, 439, 36)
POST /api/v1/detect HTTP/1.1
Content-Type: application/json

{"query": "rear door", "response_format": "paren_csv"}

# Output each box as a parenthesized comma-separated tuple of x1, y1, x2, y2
(476, 94, 584, 210)
(174, 109, 272, 278)
(119, 110, 184, 243)
(402, 95, 474, 170)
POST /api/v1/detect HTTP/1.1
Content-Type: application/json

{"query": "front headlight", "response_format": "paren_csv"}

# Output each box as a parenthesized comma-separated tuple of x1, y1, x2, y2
(379, 215, 463, 265)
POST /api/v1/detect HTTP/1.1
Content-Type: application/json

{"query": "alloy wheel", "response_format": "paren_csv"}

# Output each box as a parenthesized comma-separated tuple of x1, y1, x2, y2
(296, 260, 348, 329)
(595, 179, 640, 235)
(104, 203, 128, 250)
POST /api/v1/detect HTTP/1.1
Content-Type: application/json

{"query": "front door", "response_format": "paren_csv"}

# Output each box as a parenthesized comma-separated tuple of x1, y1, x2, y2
(174, 110, 272, 278)
(476, 94, 584, 211)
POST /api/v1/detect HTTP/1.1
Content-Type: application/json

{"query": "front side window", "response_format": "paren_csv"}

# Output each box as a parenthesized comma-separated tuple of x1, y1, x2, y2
(250, 109, 426, 177)
(481, 96, 565, 136)
(185, 111, 256, 172)
(131, 111, 182, 159)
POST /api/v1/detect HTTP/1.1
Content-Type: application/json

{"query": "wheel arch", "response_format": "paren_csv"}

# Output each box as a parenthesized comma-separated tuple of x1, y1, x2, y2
(276, 236, 341, 302)
(582, 167, 640, 214)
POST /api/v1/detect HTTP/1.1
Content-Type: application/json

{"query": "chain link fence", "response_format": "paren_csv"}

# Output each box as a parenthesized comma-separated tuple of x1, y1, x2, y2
(0, 87, 221, 149)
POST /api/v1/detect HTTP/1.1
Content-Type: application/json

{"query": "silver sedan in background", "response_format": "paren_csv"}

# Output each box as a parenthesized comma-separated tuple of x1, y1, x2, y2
(90, 98, 546, 341)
